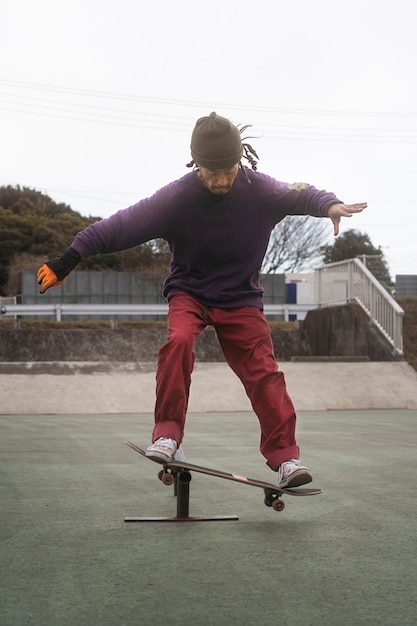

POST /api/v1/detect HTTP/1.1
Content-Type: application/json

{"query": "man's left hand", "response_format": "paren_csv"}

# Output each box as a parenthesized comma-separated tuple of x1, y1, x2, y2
(328, 202, 367, 236)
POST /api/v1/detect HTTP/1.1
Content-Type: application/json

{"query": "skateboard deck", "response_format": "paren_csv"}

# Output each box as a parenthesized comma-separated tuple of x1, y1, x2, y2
(125, 440, 322, 513)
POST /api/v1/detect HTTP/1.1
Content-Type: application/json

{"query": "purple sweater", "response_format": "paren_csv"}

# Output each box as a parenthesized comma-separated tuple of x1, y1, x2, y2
(71, 169, 341, 308)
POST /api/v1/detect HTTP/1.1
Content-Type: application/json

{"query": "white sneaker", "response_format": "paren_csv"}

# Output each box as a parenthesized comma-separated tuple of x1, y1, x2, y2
(145, 437, 178, 463)
(278, 459, 312, 488)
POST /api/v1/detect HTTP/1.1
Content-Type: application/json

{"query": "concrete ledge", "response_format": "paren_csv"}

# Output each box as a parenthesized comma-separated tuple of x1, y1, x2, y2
(291, 356, 370, 362)
(0, 361, 156, 375)
(1, 361, 417, 413)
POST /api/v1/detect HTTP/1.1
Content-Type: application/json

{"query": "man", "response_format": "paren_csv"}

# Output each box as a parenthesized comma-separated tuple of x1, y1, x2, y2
(38, 112, 366, 488)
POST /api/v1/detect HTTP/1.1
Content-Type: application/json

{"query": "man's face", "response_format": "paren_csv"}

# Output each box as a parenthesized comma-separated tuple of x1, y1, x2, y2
(197, 163, 239, 195)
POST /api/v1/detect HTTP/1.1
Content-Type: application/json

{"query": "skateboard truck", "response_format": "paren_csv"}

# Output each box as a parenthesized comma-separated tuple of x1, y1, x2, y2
(125, 464, 239, 523)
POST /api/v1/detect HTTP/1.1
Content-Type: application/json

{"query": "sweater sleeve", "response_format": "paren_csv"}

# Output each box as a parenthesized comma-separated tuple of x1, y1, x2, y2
(274, 181, 342, 218)
(70, 181, 179, 259)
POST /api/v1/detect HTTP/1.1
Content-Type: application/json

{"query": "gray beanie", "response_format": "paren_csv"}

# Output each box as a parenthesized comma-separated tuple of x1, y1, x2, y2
(190, 112, 243, 169)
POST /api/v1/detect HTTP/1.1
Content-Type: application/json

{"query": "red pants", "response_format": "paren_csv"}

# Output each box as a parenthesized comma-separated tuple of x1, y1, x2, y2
(153, 293, 299, 470)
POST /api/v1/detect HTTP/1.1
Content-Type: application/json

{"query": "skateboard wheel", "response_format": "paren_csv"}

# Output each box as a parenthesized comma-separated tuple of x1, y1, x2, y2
(272, 499, 285, 512)
(158, 469, 164, 481)
(264, 497, 273, 507)
(161, 472, 175, 486)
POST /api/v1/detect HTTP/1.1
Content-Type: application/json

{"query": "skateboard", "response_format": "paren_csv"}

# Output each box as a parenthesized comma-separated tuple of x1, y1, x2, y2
(125, 441, 322, 520)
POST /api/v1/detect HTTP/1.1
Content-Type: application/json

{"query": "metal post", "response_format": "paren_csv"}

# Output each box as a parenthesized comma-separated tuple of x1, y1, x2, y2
(176, 470, 192, 517)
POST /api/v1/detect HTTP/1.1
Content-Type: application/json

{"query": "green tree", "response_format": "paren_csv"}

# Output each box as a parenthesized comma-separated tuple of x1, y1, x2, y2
(0, 185, 98, 294)
(0, 185, 171, 296)
(321, 229, 392, 286)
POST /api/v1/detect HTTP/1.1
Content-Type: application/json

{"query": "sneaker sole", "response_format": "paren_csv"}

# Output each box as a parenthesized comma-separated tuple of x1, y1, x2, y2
(280, 470, 313, 489)
(145, 450, 175, 463)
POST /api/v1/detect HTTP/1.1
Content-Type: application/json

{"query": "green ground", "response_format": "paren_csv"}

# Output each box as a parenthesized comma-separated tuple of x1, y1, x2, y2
(1, 410, 416, 626)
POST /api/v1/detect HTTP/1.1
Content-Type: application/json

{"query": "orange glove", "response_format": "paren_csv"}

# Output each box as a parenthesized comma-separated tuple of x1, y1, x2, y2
(37, 247, 81, 293)
(37, 264, 68, 293)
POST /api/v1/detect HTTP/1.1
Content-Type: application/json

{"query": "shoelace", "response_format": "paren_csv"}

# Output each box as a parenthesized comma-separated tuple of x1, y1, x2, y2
(280, 460, 301, 476)
(154, 438, 176, 450)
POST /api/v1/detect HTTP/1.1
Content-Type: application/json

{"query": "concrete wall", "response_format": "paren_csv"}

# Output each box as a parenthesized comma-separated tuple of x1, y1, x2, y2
(304, 302, 399, 361)
(396, 275, 417, 297)
(0, 302, 401, 363)
(20, 270, 286, 307)
(0, 324, 310, 363)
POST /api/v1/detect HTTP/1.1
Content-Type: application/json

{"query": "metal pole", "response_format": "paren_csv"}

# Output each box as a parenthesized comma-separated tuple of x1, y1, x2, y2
(176, 470, 191, 518)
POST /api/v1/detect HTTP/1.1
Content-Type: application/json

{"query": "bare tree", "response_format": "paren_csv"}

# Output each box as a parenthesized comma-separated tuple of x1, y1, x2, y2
(262, 215, 329, 274)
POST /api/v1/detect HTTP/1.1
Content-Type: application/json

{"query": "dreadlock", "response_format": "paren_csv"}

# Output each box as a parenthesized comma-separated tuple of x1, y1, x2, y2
(186, 121, 260, 181)
(238, 124, 260, 171)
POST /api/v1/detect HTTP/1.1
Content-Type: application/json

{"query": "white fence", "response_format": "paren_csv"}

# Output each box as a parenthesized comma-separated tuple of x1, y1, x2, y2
(315, 258, 404, 355)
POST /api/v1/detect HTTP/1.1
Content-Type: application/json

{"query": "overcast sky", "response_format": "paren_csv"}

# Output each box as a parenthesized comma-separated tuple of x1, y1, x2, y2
(2, 0, 416, 278)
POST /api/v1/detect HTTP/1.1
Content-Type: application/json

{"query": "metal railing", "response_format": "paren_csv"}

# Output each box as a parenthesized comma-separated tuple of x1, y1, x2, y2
(0, 302, 316, 323)
(1, 303, 168, 321)
(315, 258, 404, 355)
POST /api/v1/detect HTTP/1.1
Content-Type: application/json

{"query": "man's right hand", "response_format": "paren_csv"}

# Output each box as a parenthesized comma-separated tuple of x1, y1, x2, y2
(37, 262, 68, 293)
(37, 247, 81, 293)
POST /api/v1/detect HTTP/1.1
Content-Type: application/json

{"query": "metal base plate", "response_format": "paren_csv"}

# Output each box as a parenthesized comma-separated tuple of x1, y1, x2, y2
(125, 515, 239, 523)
